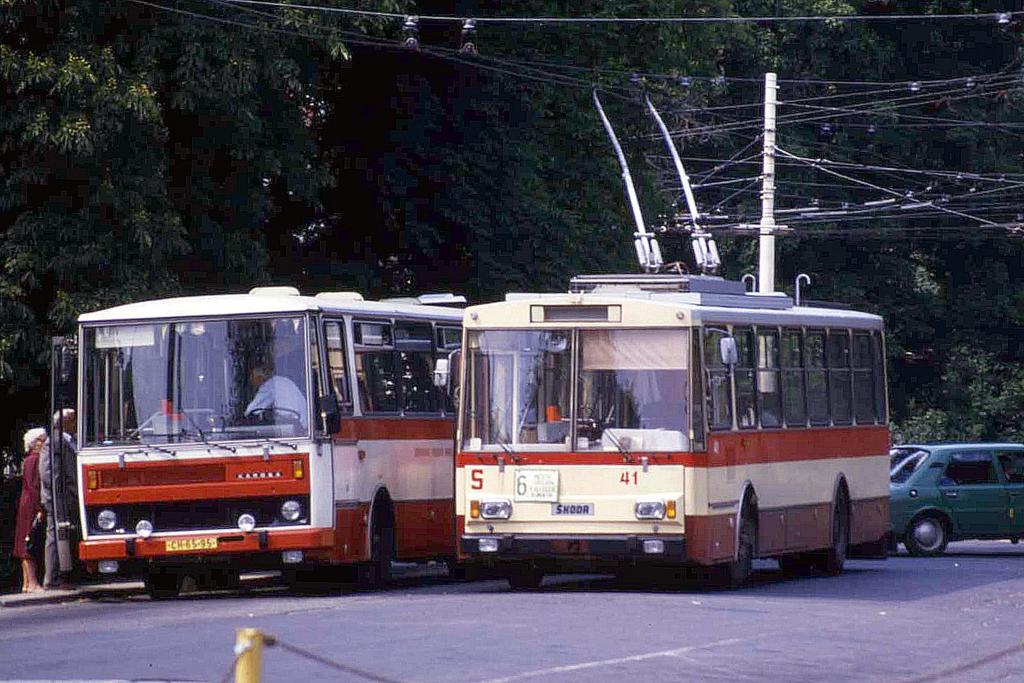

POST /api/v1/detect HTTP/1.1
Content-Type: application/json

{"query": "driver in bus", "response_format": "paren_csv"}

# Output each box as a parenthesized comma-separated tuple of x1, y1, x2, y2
(244, 363, 308, 426)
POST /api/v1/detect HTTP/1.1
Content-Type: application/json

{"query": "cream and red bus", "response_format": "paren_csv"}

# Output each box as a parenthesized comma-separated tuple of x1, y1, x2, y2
(454, 273, 890, 588)
(75, 287, 462, 597)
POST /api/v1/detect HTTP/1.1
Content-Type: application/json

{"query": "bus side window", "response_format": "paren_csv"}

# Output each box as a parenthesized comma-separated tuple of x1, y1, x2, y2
(396, 321, 436, 414)
(691, 331, 705, 448)
(852, 332, 875, 424)
(354, 320, 398, 414)
(872, 332, 888, 423)
(806, 330, 829, 425)
(757, 328, 782, 428)
(703, 328, 733, 430)
(828, 330, 852, 425)
(436, 325, 462, 414)
(781, 329, 806, 427)
(323, 321, 352, 412)
(733, 328, 757, 429)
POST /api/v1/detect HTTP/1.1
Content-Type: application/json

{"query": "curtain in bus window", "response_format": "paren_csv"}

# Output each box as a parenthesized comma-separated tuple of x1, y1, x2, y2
(781, 330, 806, 426)
(852, 332, 875, 423)
(356, 351, 398, 413)
(324, 322, 352, 411)
(578, 329, 689, 451)
(703, 329, 733, 430)
(806, 331, 829, 425)
(757, 330, 782, 428)
(734, 328, 756, 429)
(828, 331, 852, 424)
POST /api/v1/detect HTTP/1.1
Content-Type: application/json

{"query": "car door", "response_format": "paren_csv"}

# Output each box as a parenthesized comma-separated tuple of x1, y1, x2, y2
(995, 449, 1024, 538)
(939, 449, 1009, 538)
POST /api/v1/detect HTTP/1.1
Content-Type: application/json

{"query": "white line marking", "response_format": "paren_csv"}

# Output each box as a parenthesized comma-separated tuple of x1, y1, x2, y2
(475, 637, 745, 682)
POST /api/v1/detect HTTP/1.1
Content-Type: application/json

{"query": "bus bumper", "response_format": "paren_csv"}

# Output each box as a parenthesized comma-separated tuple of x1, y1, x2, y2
(461, 534, 686, 565)
(79, 528, 334, 572)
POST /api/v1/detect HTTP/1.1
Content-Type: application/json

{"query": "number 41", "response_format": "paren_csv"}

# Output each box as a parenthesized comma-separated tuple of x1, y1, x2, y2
(620, 471, 637, 485)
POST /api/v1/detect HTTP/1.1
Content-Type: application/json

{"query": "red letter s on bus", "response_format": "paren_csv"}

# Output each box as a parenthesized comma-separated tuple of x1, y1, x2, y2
(471, 469, 484, 490)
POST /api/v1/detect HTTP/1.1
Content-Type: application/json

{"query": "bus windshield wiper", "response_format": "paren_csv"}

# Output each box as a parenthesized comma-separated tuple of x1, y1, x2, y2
(260, 436, 298, 451)
(138, 441, 177, 457)
(493, 435, 521, 465)
(603, 428, 635, 464)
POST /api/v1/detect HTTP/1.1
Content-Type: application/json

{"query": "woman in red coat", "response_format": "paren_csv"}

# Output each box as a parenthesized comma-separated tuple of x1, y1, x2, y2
(13, 427, 46, 592)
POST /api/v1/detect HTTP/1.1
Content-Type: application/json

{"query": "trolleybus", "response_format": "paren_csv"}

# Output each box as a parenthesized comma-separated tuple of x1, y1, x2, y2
(74, 286, 463, 597)
(452, 273, 890, 588)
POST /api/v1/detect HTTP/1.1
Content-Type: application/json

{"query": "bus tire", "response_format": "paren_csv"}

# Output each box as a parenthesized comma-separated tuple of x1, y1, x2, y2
(507, 565, 544, 591)
(144, 569, 181, 600)
(721, 492, 757, 587)
(904, 513, 949, 557)
(358, 496, 394, 588)
(815, 485, 850, 576)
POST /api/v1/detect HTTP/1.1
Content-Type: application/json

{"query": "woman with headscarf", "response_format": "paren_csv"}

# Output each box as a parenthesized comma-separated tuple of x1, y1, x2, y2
(13, 427, 46, 592)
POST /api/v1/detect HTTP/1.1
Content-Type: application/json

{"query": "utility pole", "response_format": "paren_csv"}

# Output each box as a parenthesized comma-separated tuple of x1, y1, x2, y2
(758, 72, 778, 294)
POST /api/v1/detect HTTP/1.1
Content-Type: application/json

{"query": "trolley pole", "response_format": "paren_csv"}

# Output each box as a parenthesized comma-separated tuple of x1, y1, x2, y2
(758, 72, 778, 294)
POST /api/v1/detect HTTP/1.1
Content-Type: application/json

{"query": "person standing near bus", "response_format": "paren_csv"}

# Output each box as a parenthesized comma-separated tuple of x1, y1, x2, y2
(40, 409, 77, 590)
(13, 428, 46, 592)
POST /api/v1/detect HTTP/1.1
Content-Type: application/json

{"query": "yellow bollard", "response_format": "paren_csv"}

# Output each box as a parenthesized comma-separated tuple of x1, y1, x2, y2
(234, 628, 265, 683)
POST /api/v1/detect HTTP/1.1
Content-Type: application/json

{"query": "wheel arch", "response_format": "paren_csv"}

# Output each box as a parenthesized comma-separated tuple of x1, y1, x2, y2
(365, 485, 395, 557)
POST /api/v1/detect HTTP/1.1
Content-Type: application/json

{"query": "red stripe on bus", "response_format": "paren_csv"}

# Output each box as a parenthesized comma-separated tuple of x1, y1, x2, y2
(79, 528, 333, 561)
(336, 417, 454, 441)
(455, 425, 890, 468)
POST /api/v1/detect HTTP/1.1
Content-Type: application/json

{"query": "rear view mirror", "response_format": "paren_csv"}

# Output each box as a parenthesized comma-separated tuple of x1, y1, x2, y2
(433, 358, 450, 389)
(719, 336, 738, 366)
(317, 393, 341, 434)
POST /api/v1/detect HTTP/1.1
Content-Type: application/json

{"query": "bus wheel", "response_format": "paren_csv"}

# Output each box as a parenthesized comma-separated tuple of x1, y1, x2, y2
(815, 487, 850, 575)
(904, 514, 948, 557)
(507, 565, 544, 591)
(144, 570, 181, 600)
(723, 514, 756, 587)
(358, 501, 394, 588)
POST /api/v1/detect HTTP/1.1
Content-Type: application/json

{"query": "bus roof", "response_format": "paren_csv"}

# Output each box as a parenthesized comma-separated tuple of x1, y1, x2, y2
(78, 292, 464, 324)
(463, 289, 883, 330)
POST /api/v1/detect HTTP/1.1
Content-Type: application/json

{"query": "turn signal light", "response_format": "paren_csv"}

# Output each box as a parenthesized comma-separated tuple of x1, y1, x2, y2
(293, 459, 304, 479)
(667, 500, 677, 519)
(87, 470, 98, 491)
(470, 499, 480, 519)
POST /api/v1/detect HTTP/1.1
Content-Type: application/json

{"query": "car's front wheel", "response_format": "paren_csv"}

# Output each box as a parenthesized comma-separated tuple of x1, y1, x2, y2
(904, 514, 949, 556)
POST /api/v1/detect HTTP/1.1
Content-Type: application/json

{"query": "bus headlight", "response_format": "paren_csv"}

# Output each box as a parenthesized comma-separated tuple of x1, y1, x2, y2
(237, 513, 257, 532)
(280, 500, 302, 522)
(480, 499, 512, 520)
(135, 519, 154, 538)
(635, 500, 666, 520)
(97, 509, 117, 531)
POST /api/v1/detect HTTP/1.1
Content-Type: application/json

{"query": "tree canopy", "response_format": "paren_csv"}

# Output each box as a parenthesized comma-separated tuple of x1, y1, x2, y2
(2, 0, 1023, 450)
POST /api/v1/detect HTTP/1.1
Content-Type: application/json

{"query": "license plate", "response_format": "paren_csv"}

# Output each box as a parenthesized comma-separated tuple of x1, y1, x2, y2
(165, 537, 218, 553)
(551, 503, 594, 516)
(514, 470, 559, 502)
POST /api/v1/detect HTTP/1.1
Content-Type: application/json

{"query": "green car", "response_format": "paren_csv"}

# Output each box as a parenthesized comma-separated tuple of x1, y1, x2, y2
(890, 443, 1024, 556)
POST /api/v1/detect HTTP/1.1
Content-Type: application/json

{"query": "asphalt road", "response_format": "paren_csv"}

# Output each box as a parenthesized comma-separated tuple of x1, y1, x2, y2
(2, 541, 1023, 683)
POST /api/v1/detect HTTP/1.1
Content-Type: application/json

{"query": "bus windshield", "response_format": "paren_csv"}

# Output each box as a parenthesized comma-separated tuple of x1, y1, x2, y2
(83, 317, 310, 446)
(462, 328, 690, 452)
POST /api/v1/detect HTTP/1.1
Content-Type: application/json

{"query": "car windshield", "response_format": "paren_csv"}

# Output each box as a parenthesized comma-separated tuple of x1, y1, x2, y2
(83, 317, 310, 446)
(890, 448, 929, 484)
